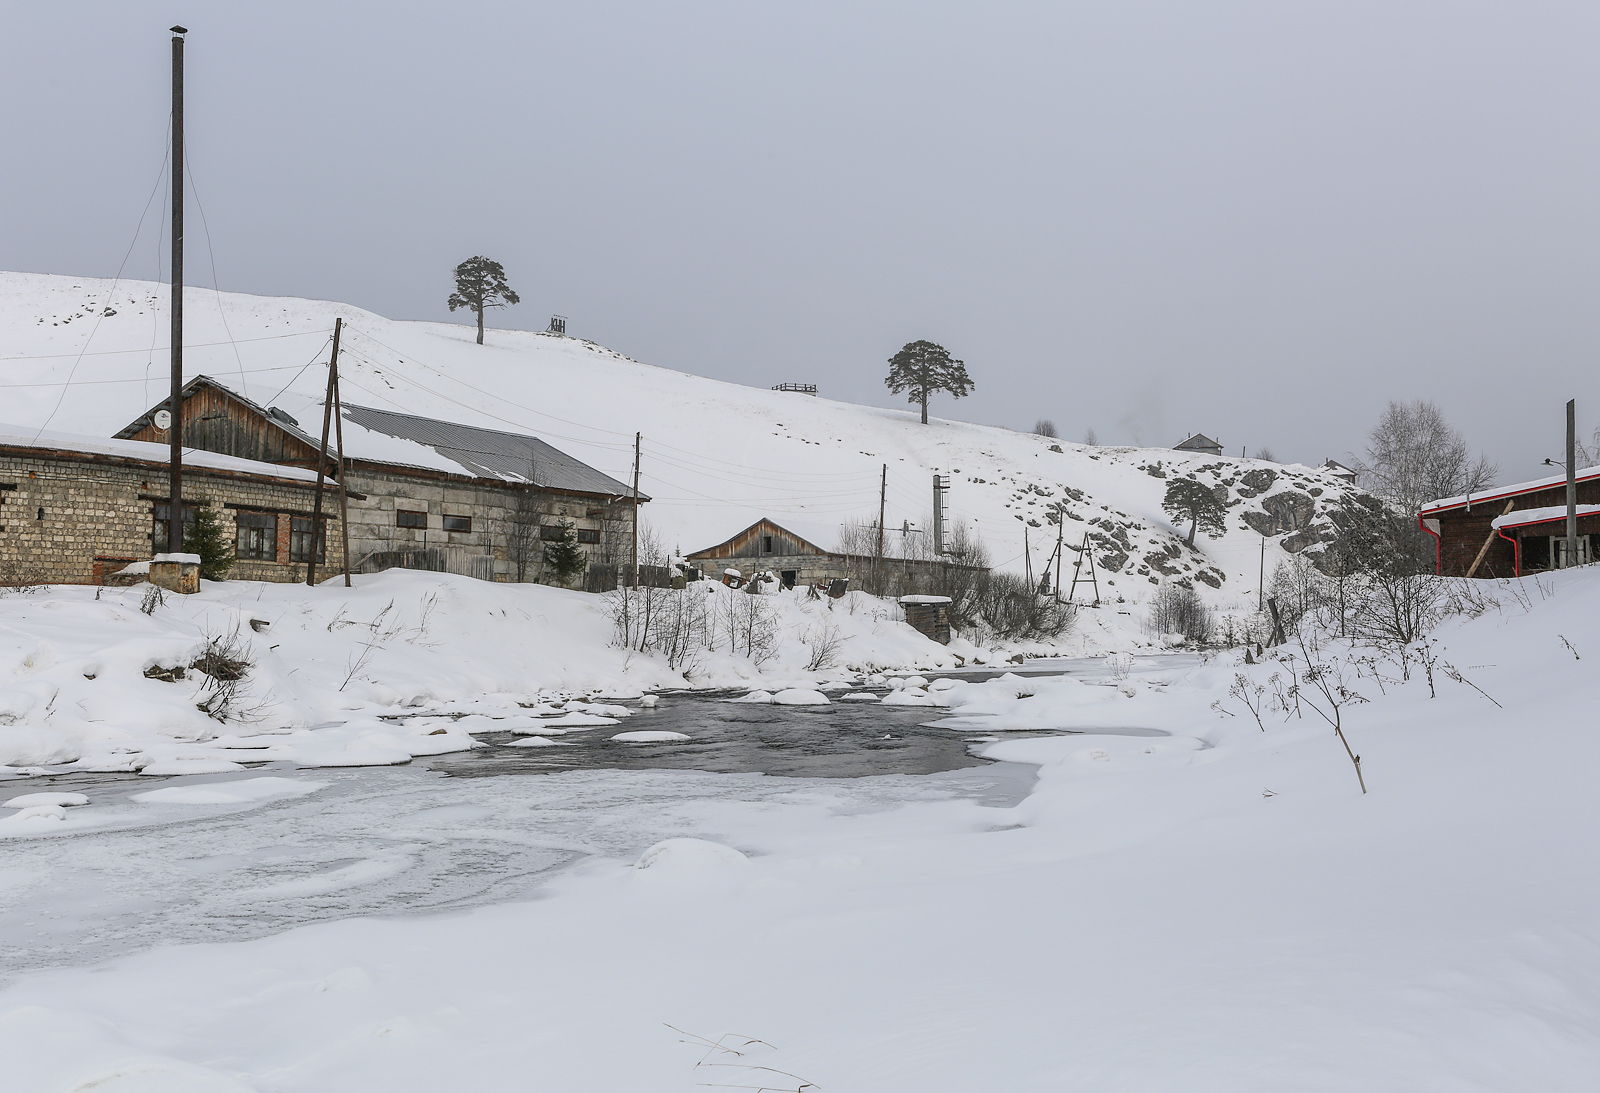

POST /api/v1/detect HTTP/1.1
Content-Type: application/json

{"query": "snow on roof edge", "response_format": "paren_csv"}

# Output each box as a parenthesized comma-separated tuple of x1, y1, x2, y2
(0, 424, 321, 484)
(1420, 466, 1600, 515)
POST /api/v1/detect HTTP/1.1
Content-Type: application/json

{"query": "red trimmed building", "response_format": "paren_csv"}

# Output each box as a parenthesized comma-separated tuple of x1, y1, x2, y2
(1418, 467, 1600, 577)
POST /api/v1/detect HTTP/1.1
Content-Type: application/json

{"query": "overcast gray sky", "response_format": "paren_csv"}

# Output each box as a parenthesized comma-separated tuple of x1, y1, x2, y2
(4, 2, 1598, 481)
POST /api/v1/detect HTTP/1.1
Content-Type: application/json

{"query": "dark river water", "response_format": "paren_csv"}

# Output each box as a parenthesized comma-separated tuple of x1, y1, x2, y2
(422, 692, 999, 780)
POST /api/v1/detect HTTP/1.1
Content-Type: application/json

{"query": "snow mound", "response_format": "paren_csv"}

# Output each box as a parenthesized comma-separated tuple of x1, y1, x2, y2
(3, 791, 89, 808)
(139, 759, 247, 776)
(772, 689, 830, 706)
(838, 692, 881, 702)
(2, 803, 67, 823)
(131, 778, 327, 805)
(729, 690, 775, 704)
(0, 728, 81, 767)
(537, 712, 621, 727)
(634, 838, 750, 872)
(610, 731, 690, 743)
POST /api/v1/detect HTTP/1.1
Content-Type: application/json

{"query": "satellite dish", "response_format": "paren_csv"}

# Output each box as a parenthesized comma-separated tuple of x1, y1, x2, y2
(153, 409, 173, 430)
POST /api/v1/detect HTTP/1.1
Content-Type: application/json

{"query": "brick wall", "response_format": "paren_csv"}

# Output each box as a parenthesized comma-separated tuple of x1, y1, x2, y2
(0, 450, 337, 585)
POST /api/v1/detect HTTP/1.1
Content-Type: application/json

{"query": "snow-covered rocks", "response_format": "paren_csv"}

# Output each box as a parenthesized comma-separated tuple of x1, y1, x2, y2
(1, 803, 68, 823)
(772, 688, 830, 706)
(730, 690, 775, 703)
(610, 731, 690, 743)
(838, 691, 881, 702)
(881, 688, 940, 707)
(3, 791, 88, 808)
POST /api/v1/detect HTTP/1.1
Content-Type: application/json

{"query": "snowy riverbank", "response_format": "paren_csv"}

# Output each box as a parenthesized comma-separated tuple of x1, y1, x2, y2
(2, 566, 1597, 1089)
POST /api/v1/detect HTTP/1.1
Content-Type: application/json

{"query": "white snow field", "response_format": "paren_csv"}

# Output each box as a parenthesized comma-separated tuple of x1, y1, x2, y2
(2, 271, 1366, 617)
(0, 566, 1596, 1090)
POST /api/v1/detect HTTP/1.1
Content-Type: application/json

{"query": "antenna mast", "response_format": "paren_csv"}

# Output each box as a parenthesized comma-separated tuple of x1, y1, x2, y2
(166, 25, 188, 553)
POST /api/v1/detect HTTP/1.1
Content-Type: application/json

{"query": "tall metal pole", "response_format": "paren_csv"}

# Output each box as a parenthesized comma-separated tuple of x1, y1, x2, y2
(1566, 398, 1578, 567)
(333, 357, 353, 587)
(166, 26, 187, 553)
(874, 464, 886, 593)
(306, 318, 342, 586)
(932, 474, 944, 556)
(630, 432, 641, 588)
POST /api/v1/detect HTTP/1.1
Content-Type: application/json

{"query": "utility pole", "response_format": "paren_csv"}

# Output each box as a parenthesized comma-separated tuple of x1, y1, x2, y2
(333, 350, 352, 587)
(1024, 526, 1032, 590)
(631, 432, 641, 588)
(932, 474, 949, 555)
(166, 25, 187, 553)
(1054, 517, 1063, 602)
(875, 464, 886, 594)
(1566, 398, 1578, 567)
(306, 318, 342, 586)
(1258, 534, 1266, 612)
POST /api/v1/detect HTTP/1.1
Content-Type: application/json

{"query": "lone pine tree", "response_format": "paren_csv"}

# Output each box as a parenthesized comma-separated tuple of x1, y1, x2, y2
(1162, 476, 1229, 547)
(885, 340, 973, 425)
(448, 256, 521, 345)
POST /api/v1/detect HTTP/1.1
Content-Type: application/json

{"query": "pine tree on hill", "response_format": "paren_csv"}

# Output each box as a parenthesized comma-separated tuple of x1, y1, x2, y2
(448, 256, 521, 345)
(1162, 476, 1229, 547)
(542, 521, 587, 587)
(885, 340, 973, 425)
(182, 497, 235, 581)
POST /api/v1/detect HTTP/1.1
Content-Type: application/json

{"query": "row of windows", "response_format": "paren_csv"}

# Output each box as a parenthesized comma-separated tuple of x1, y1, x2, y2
(152, 505, 323, 564)
(394, 509, 597, 543)
(396, 510, 472, 532)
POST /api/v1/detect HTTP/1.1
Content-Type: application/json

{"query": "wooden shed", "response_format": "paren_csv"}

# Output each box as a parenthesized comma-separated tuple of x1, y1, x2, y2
(1418, 466, 1600, 577)
(898, 595, 952, 644)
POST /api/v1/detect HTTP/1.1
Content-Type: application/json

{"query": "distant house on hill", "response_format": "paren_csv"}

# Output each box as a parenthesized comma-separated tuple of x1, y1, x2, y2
(116, 376, 643, 586)
(1173, 433, 1223, 457)
(1321, 459, 1358, 486)
(686, 517, 985, 593)
(1418, 465, 1600, 577)
(0, 424, 330, 585)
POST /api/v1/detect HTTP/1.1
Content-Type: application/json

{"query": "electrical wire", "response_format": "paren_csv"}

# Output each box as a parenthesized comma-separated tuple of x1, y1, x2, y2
(33, 125, 171, 440)
(183, 143, 249, 396)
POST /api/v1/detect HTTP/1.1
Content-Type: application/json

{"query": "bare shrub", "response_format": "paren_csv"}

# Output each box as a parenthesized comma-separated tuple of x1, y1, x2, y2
(1147, 582, 1212, 643)
(716, 591, 780, 665)
(802, 620, 845, 671)
(1033, 419, 1058, 438)
(606, 584, 711, 672)
(191, 624, 260, 722)
(965, 571, 1076, 641)
(140, 584, 166, 615)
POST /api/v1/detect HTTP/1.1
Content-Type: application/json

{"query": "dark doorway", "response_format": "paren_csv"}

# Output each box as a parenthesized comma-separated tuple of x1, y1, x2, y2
(780, 569, 797, 589)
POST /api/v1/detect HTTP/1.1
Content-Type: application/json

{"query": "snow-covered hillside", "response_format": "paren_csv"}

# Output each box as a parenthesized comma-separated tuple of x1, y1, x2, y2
(2, 271, 1369, 609)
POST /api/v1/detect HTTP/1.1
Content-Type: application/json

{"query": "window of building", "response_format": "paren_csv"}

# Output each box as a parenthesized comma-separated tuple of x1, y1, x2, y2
(396, 509, 427, 529)
(442, 514, 472, 533)
(150, 503, 195, 549)
(762, 535, 774, 553)
(576, 528, 600, 544)
(236, 511, 277, 560)
(289, 517, 326, 563)
(540, 523, 569, 541)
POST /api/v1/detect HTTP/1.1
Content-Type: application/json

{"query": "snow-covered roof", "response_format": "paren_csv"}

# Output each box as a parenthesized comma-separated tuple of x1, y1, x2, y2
(0, 424, 321, 483)
(1420, 466, 1600, 516)
(1491, 504, 1600, 531)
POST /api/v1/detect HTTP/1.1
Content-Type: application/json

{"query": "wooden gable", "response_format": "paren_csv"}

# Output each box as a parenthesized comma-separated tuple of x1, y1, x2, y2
(686, 518, 832, 561)
(118, 378, 324, 471)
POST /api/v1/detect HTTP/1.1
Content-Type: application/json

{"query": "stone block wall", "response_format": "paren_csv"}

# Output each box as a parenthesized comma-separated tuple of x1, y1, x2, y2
(0, 449, 337, 586)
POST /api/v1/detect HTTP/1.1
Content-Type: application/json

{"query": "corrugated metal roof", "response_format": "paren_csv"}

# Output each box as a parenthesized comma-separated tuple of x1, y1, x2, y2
(341, 402, 639, 498)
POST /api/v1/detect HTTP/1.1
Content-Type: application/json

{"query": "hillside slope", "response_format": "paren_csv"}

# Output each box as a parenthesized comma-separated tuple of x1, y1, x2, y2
(2, 271, 1369, 613)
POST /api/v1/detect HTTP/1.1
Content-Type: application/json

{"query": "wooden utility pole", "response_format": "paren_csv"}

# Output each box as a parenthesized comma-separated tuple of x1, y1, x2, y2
(166, 26, 187, 553)
(306, 317, 342, 586)
(1024, 526, 1032, 590)
(1565, 398, 1578, 567)
(874, 464, 886, 593)
(333, 351, 352, 587)
(1053, 517, 1064, 602)
(630, 432, 641, 588)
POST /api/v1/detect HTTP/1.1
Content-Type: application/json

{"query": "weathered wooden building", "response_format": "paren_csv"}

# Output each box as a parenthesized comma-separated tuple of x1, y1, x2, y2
(1419, 467, 1600, 577)
(1173, 433, 1224, 457)
(0, 425, 331, 586)
(116, 376, 644, 584)
(686, 517, 986, 593)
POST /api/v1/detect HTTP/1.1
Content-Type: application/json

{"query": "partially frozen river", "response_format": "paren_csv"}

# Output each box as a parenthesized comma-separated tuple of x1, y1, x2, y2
(0, 656, 1196, 984)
